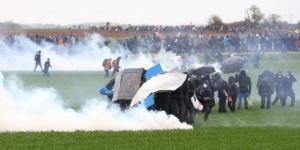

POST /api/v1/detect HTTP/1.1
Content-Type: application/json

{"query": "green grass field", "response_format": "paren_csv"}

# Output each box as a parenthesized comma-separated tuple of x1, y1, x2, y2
(1, 53, 300, 149)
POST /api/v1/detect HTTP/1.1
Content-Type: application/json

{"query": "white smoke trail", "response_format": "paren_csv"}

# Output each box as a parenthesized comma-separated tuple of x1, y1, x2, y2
(0, 34, 184, 71)
(0, 72, 192, 131)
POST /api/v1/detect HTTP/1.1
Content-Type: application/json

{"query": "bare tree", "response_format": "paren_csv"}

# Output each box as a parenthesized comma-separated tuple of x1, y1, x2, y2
(245, 5, 264, 26)
(263, 14, 282, 27)
(208, 15, 223, 31)
(268, 14, 281, 24)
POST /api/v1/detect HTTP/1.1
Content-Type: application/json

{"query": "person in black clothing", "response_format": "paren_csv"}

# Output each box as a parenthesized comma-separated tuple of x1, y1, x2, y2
(196, 81, 214, 122)
(43, 58, 52, 77)
(257, 70, 274, 109)
(227, 76, 238, 112)
(34, 50, 43, 71)
(282, 72, 297, 107)
(235, 70, 252, 110)
(272, 71, 285, 106)
(214, 73, 228, 113)
(204, 74, 216, 107)
(169, 79, 188, 123)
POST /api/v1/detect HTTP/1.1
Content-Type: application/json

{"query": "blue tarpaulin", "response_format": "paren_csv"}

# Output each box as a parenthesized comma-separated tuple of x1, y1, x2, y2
(145, 64, 163, 80)
(143, 64, 163, 108)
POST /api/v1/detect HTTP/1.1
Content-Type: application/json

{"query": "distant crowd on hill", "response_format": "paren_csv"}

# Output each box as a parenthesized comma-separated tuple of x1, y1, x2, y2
(120, 30, 300, 54)
(2, 21, 300, 54)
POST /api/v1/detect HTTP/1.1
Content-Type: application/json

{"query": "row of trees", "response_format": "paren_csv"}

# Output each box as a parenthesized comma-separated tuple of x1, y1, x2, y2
(208, 5, 288, 31)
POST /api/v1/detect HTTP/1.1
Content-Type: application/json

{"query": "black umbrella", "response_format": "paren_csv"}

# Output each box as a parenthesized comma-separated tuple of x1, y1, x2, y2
(221, 56, 245, 74)
(190, 66, 216, 76)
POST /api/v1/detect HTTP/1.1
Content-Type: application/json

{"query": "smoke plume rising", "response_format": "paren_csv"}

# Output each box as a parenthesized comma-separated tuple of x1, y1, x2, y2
(0, 72, 192, 131)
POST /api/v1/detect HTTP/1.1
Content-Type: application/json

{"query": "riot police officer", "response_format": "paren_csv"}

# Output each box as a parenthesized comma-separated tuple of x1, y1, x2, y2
(272, 71, 285, 106)
(257, 70, 274, 109)
(282, 72, 297, 107)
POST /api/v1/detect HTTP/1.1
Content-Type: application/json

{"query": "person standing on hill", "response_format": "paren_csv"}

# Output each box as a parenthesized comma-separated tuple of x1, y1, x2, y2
(111, 56, 121, 77)
(34, 50, 43, 71)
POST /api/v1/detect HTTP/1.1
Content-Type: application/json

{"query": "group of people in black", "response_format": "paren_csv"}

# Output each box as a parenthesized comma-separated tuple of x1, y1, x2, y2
(101, 67, 296, 124)
(151, 70, 251, 123)
(190, 70, 251, 122)
(257, 70, 297, 109)
(34, 50, 52, 76)
(191, 69, 296, 122)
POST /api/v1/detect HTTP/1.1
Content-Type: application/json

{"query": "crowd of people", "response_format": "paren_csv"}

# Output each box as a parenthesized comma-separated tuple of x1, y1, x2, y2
(100, 65, 297, 123)
(3, 21, 300, 55)
(196, 69, 296, 122)
(211, 70, 295, 120)
(90, 23, 199, 33)
(258, 71, 297, 108)
(120, 30, 300, 55)
(5, 34, 79, 46)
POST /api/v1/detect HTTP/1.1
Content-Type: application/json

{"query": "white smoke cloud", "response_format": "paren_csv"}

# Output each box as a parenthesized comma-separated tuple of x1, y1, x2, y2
(0, 34, 185, 71)
(0, 72, 192, 131)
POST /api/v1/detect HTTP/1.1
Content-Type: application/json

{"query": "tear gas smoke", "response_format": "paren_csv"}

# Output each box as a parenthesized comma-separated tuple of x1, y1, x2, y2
(0, 72, 192, 131)
(0, 34, 191, 71)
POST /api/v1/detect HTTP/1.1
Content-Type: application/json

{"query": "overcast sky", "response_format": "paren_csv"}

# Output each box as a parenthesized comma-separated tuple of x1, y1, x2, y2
(0, 0, 299, 25)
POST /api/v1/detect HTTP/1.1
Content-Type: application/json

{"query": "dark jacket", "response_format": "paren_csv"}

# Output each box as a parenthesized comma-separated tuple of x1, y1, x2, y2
(196, 85, 214, 107)
(283, 73, 296, 90)
(215, 78, 228, 97)
(235, 73, 251, 93)
(228, 82, 238, 97)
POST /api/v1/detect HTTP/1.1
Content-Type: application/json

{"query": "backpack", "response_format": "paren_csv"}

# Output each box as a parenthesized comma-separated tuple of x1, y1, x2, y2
(102, 59, 108, 67)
